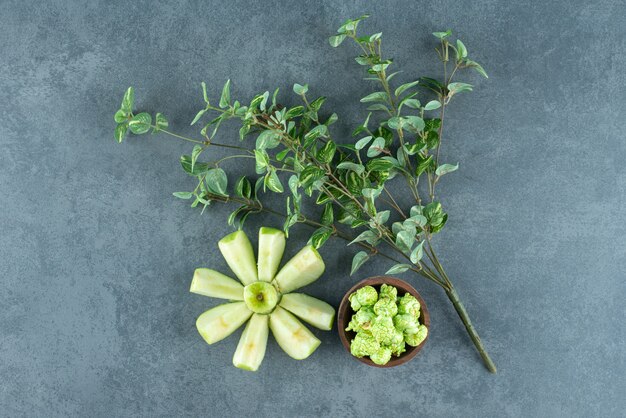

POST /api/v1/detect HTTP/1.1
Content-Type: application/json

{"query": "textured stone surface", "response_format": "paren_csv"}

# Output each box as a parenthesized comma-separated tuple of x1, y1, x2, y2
(1, 0, 625, 416)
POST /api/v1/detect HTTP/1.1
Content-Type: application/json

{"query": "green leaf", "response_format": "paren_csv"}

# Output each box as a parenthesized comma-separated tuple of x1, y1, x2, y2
(416, 155, 433, 176)
(299, 166, 325, 188)
(227, 205, 248, 227)
(256, 130, 281, 150)
(349, 230, 379, 246)
(121, 87, 134, 113)
(360, 91, 388, 103)
(366, 103, 390, 112)
(410, 241, 425, 264)
(265, 169, 284, 193)
(154, 113, 168, 133)
(284, 105, 305, 120)
(424, 100, 442, 111)
(337, 162, 365, 175)
(114, 109, 127, 123)
(329, 34, 347, 47)
(465, 59, 488, 78)
(276, 148, 290, 161)
(180, 155, 210, 176)
(447, 82, 473, 96)
(394, 80, 419, 97)
(367, 137, 386, 158)
(355, 135, 373, 150)
(235, 176, 252, 199)
(206, 168, 228, 196)
(114, 123, 128, 143)
(309, 227, 333, 249)
(431, 213, 448, 233)
(350, 251, 370, 276)
(402, 99, 421, 109)
(219, 79, 231, 108)
(172, 191, 193, 199)
(201, 81, 209, 104)
(456, 39, 468, 60)
(366, 158, 394, 172)
(435, 163, 459, 176)
(425, 130, 440, 149)
(293, 83, 308, 95)
(254, 149, 269, 174)
(369, 32, 382, 42)
(404, 115, 425, 133)
(128, 112, 152, 134)
(191, 145, 203, 171)
(191, 108, 206, 125)
(433, 30, 452, 39)
(317, 140, 336, 163)
(321, 203, 334, 225)
(385, 264, 411, 274)
(395, 230, 414, 253)
(326, 113, 338, 125)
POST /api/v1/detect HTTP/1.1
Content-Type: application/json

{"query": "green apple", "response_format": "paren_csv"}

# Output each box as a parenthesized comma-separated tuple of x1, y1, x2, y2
(218, 231, 258, 285)
(279, 293, 335, 331)
(269, 306, 321, 360)
(243, 281, 279, 314)
(257, 227, 286, 282)
(196, 302, 252, 345)
(232, 313, 269, 371)
(190, 268, 244, 300)
(272, 245, 325, 294)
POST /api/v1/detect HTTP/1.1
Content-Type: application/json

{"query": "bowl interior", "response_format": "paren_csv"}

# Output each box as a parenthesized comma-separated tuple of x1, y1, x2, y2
(337, 276, 430, 368)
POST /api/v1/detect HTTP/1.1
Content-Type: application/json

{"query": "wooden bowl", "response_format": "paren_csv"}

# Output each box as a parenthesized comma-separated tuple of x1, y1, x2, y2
(337, 276, 430, 368)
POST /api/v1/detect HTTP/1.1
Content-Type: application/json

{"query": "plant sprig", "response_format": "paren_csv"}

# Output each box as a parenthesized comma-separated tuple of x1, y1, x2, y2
(112, 16, 496, 373)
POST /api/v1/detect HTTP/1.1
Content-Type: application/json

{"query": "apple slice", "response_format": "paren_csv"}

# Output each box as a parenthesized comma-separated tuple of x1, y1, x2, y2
(279, 293, 335, 331)
(272, 246, 325, 294)
(269, 306, 321, 360)
(190, 268, 244, 300)
(232, 313, 269, 371)
(257, 227, 286, 282)
(196, 302, 252, 345)
(218, 231, 258, 285)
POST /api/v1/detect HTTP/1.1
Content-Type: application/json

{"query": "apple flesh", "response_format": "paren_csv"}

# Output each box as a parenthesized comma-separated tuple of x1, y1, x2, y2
(269, 306, 321, 360)
(196, 302, 252, 345)
(243, 281, 279, 314)
(272, 246, 325, 294)
(257, 227, 286, 282)
(218, 231, 258, 285)
(279, 293, 335, 331)
(232, 313, 269, 371)
(190, 268, 244, 300)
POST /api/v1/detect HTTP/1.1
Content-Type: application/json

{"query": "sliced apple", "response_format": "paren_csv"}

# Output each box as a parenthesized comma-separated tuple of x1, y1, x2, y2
(232, 313, 269, 371)
(272, 245, 325, 294)
(279, 293, 335, 331)
(196, 302, 252, 345)
(190, 268, 244, 300)
(269, 306, 321, 360)
(257, 227, 286, 282)
(218, 230, 258, 285)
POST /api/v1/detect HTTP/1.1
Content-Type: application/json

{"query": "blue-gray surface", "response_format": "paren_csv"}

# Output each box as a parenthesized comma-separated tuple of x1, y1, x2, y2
(1, 0, 625, 416)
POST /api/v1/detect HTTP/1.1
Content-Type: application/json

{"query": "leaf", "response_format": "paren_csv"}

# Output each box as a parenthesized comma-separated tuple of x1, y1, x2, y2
(128, 112, 152, 134)
(395, 230, 414, 253)
(349, 230, 378, 246)
(256, 130, 281, 150)
(456, 39, 468, 60)
(435, 163, 459, 176)
(360, 91, 388, 103)
(367, 137, 386, 158)
(309, 227, 333, 249)
(432, 30, 452, 39)
(227, 205, 248, 227)
(465, 59, 488, 78)
(402, 99, 421, 109)
(201, 81, 209, 104)
(350, 251, 370, 276)
(293, 83, 308, 95)
(355, 135, 373, 150)
(321, 203, 334, 225)
(276, 148, 290, 161)
(394, 80, 419, 97)
(206, 168, 228, 196)
(121, 87, 134, 113)
(369, 32, 382, 42)
(385, 264, 411, 274)
(316, 140, 336, 164)
(424, 100, 442, 111)
(284, 105, 305, 120)
(254, 149, 269, 174)
(299, 166, 325, 188)
(329, 34, 346, 47)
(447, 82, 473, 96)
(219, 79, 231, 108)
(366, 158, 394, 172)
(191, 145, 203, 171)
(180, 155, 210, 176)
(366, 103, 390, 112)
(337, 162, 365, 175)
(407, 214, 427, 228)
(431, 213, 448, 233)
(154, 113, 168, 132)
(172, 191, 193, 200)
(416, 155, 433, 176)
(114, 109, 127, 123)
(114, 123, 128, 143)
(235, 176, 252, 199)
(326, 113, 338, 125)
(265, 169, 284, 193)
(404, 115, 425, 132)
(190, 108, 206, 125)
(410, 241, 425, 264)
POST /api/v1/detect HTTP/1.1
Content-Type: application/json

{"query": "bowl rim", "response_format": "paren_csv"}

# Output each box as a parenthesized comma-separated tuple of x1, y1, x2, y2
(337, 276, 430, 368)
